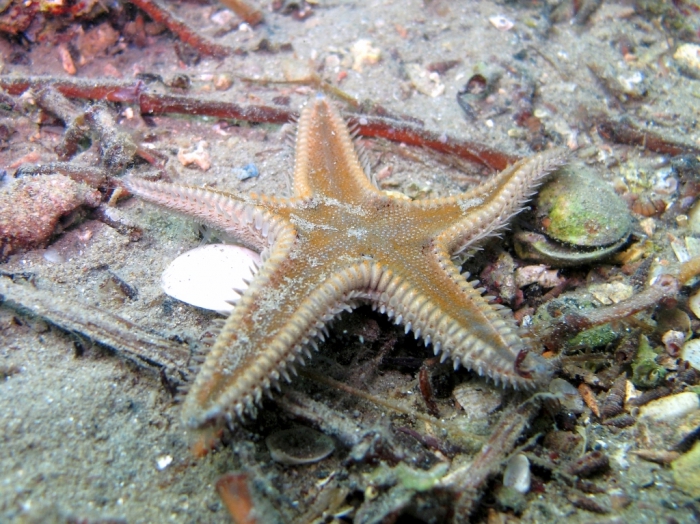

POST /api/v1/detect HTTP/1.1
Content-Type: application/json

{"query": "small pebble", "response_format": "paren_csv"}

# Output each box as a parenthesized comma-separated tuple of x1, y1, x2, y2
(639, 391, 700, 422)
(213, 74, 233, 91)
(406, 63, 445, 98)
(161, 244, 261, 313)
(177, 141, 211, 171)
(514, 265, 563, 289)
(233, 163, 259, 181)
(350, 39, 381, 72)
(266, 427, 335, 465)
(681, 339, 700, 372)
(156, 455, 173, 470)
(503, 453, 531, 494)
(674, 43, 700, 80)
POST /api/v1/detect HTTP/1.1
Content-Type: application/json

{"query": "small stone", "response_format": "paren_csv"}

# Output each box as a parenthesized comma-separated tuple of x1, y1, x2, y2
(350, 39, 381, 72)
(58, 44, 77, 75)
(0, 175, 101, 259)
(674, 43, 700, 80)
(266, 427, 335, 465)
(156, 455, 173, 470)
(213, 74, 233, 91)
(161, 244, 261, 313)
(75, 22, 119, 66)
(233, 163, 259, 181)
(503, 453, 531, 494)
(639, 391, 700, 422)
(177, 141, 211, 171)
(406, 63, 445, 98)
(681, 339, 700, 372)
(514, 265, 564, 289)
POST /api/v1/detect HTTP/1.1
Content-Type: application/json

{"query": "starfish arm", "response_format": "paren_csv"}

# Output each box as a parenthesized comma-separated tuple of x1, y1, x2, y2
(124, 177, 289, 252)
(368, 247, 549, 388)
(433, 149, 567, 255)
(292, 96, 383, 202)
(182, 250, 381, 430)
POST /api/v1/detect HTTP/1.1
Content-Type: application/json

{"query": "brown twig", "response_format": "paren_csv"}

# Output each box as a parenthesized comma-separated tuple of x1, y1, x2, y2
(0, 76, 142, 103)
(0, 75, 521, 171)
(596, 117, 700, 157)
(0, 276, 189, 387)
(129, 0, 231, 58)
(538, 274, 680, 352)
(138, 92, 292, 124)
(441, 393, 552, 521)
(346, 113, 519, 171)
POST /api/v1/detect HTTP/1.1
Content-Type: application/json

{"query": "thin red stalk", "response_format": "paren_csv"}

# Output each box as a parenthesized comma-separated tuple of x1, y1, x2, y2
(0, 76, 141, 103)
(129, 0, 231, 58)
(0, 76, 520, 170)
(346, 114, 519, 171)
(138, 92, 292, 124)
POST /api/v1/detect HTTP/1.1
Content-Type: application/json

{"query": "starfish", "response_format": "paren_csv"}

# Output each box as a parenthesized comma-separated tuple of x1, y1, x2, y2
(125, 96, 566, 450)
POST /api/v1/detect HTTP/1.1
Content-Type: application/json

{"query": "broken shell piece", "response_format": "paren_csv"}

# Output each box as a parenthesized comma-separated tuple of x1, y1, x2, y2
(488, 15, 514, 31)
(503, 453, 531, 494)
(681, 339, 700, 372)
(177, 141, 211, 171)
(639, 391, 700, 422)
(266, 427, 335, 465)
(161, 244, 261, 313)
(588, 282, 633, 305)
(689, 288, 700, 319)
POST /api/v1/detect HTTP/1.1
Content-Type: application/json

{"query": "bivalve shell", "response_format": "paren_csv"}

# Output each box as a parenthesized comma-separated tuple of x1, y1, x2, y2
(503, 453, 531, 494)
(161, 244, 261, 313)
(535, 166, 632, 248)
(266, 427, 335, 466)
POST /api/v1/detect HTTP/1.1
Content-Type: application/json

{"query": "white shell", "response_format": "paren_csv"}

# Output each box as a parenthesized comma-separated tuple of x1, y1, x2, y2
(681, 339, 700, 372)
(453, 382, 502, 419)
(503, 453, 531, 494)
(639, 391, 700, 422)
(161, 244, 260, 313)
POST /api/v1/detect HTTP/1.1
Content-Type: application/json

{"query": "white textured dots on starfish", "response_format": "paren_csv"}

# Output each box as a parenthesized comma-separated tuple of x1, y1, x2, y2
(124, 96, 567, 452)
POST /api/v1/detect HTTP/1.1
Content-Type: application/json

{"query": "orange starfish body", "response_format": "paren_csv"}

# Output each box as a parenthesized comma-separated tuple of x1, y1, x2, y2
(125, 96, 566, 446)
